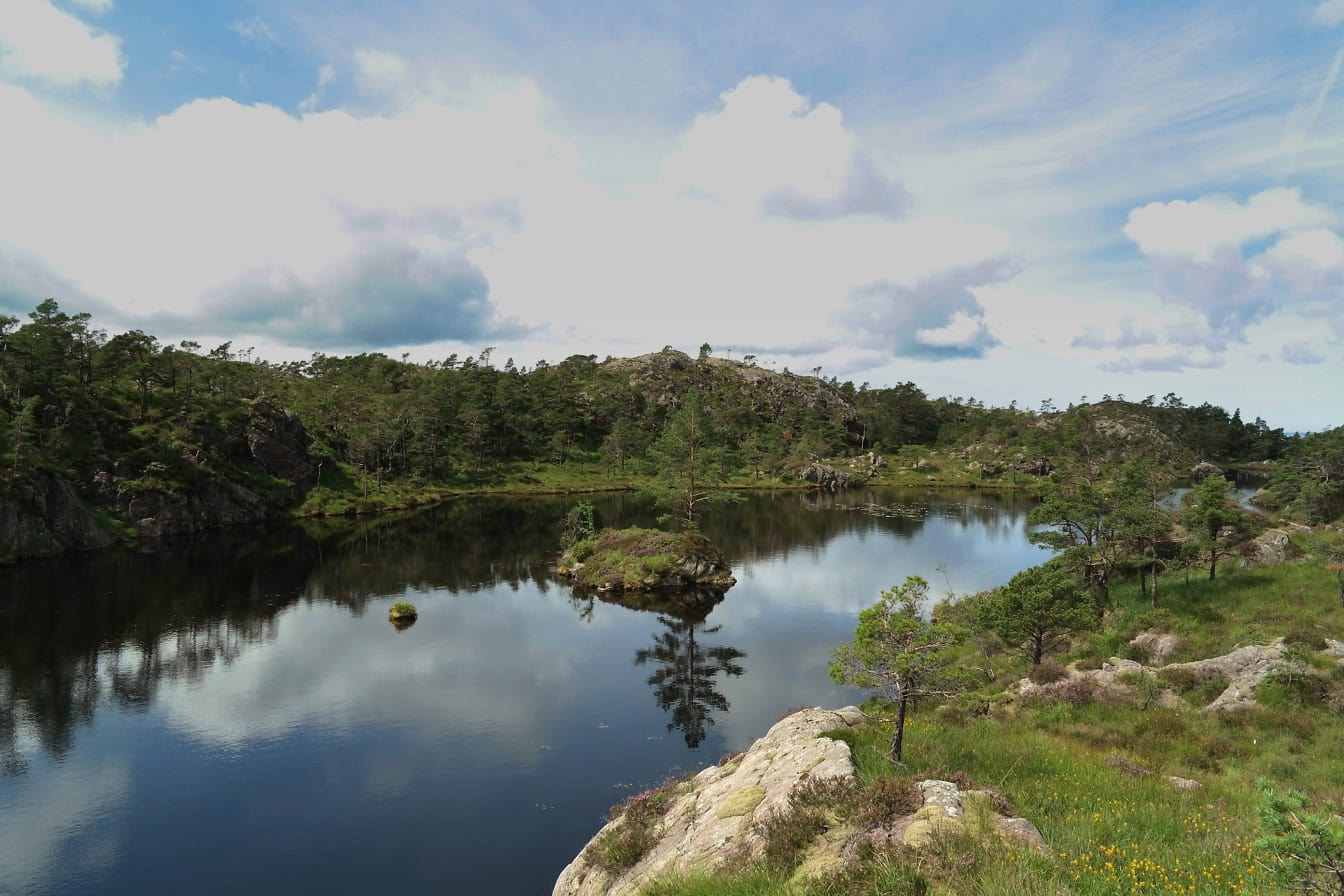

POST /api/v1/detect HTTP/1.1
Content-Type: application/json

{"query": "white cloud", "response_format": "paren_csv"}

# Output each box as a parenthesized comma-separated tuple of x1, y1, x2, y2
(229, 16, 276, 44)
(1122, 188, 1344, 345)
(0, 0, 123, 87)
(1123, 188, 1332, 260)
(67, 0, 113, 12)
(354, 48, 408, 92)
(660, 76, 907, 221)
(1313, 0, 1344, 26)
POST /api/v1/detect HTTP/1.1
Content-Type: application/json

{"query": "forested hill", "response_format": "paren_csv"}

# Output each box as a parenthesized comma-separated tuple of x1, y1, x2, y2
(0, 299, 1332, 561)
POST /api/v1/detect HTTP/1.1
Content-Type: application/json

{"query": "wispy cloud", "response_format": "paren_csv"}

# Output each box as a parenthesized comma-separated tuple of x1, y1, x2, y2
(229, 16, 276, 45)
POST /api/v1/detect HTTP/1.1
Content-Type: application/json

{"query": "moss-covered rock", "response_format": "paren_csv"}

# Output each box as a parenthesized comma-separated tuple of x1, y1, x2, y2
(557, 527, 736, 592)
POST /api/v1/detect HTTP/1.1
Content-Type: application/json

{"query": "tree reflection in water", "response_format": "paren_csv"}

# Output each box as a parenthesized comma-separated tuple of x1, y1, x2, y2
(628, 590, 746, 749)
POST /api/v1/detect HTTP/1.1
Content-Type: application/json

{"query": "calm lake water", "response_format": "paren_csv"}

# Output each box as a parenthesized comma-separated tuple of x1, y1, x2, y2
(0, 487, 1043, 896)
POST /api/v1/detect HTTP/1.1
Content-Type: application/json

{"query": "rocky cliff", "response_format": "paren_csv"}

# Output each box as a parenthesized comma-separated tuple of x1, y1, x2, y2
(0, 475, 114, 565)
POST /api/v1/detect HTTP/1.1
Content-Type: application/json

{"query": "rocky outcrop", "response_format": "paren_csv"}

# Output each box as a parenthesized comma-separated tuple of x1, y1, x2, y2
(1191, 461, 1225, 483)
(127, 479, 268, 539)
(845, 453, 886, 479)
(1014, 641, 1290, 713)
(247, 399, 318, 499)
(1243, 529, 1300, 566)
(0, 475, 114, 564)
(1129, 630, 1183, 665)
(1011, 459, 1054, 476)
(554, 707, 1047, 896)
(801, 463, 857, 489)
(554, 707, 864, 896)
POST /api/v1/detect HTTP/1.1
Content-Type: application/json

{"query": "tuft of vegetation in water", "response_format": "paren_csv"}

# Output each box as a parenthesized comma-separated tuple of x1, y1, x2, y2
(387, 601, 418, 622)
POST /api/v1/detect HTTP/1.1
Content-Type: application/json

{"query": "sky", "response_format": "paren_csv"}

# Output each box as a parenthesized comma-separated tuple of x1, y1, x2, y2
(0, 1, 1342, 431)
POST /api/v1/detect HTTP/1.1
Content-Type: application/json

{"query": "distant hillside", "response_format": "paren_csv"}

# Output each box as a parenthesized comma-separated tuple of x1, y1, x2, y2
(0, 300, 1312, 561)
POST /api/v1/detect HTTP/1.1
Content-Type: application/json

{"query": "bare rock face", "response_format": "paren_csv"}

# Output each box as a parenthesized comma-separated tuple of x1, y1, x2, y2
(553, 706, 864, 896)
(1190, 461, 1225, 483)
(127, 480, 268, 539)
(0, 475, 114, 564)
(247, 399, 318, 498)
(801, 463, 857, 490)
(1164, 641, 1288, 712)
(1129, 630, 1184, 665)
(1011, 459, 1054, 476)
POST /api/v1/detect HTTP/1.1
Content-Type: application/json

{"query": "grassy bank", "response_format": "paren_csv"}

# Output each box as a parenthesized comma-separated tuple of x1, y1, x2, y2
(640, 536, 1344, 896)
(287, 450, 1047, 519)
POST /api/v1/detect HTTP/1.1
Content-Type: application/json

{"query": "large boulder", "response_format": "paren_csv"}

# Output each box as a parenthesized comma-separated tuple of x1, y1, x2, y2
(1011, 459, 1053, 476)
(1129, 630, 1184, 665)
(1191, 461, 1225, 483)
(1243, 529, 1300, 566)
(0, 475, 114, 564)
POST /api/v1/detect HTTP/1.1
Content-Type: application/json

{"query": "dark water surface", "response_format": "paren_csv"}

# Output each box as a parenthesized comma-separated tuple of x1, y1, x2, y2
(0, 487, 1042, 895)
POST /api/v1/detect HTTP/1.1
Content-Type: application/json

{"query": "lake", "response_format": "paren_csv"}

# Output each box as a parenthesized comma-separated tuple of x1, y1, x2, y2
(0, 487, 1043, 895)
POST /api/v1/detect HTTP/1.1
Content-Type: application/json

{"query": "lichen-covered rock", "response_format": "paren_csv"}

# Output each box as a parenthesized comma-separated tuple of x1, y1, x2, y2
(553, 708, 1050, 896)
(552, 706, 864, 896)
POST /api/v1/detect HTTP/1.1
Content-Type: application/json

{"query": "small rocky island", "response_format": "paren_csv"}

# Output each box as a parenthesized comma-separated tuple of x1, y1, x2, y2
(557, 527, 736, 592)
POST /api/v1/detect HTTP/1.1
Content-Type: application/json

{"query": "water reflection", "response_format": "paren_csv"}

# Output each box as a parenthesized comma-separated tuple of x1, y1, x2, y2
(0, 486, 1042, 896)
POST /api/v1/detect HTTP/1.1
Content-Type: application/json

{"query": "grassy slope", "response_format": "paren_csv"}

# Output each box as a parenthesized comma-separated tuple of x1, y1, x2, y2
(641, 534, 1344, 896)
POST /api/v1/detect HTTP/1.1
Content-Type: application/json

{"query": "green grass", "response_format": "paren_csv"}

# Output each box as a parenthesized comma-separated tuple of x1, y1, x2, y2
(639, 540, 1344, 896)
(560, 527, 731, 590)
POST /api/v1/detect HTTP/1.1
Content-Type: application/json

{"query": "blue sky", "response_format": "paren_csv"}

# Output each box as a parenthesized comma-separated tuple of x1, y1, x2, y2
(1, 0, 1342, 429)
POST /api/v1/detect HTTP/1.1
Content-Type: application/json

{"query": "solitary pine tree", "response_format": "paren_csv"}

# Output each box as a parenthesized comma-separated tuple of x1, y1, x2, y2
(978, 562, 1093, 665)
(830, 576, 966, 763)
(1180, 477, 1261, 580)
(645, 389, 739, 528)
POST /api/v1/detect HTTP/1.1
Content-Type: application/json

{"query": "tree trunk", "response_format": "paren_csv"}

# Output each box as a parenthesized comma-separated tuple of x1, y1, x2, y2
(1139, 565, 1148, 602)
(890, 695, 908, 763)
(1209, 555, 1217, 580)
(1031, 637, 1043, 666)
(1151, 560, 1159, 607)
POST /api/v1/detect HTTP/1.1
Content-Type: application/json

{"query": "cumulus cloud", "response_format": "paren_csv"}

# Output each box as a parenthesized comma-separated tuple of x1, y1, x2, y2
(187, 243, 524, 349)
(1281, 341, 1326, 364)
(0, 0, 123, 87)
(1313, 0, 1344, 26)
(661, 76, 908, 221)
(67, 0, 113, 12)
(0, 80, 571, 349)
(1124, 188, 1332, 260)
(1124, 188, 1344, 345)
(835, 256, 1019, 360)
